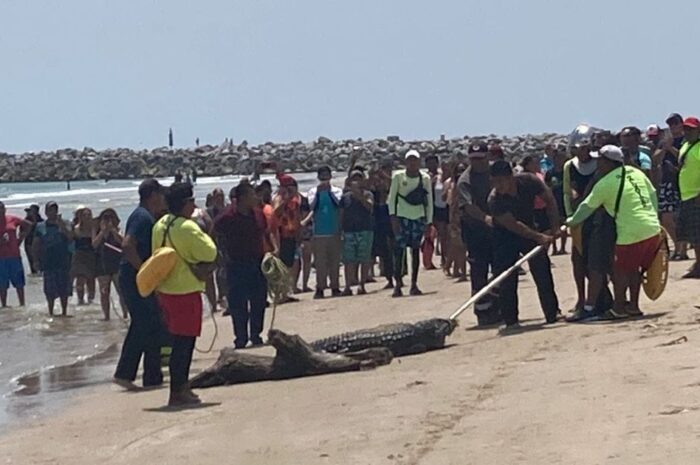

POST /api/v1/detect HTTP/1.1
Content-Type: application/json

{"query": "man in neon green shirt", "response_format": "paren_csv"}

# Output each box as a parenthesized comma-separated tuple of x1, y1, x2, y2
(567, 145, 661, 319)
(677, 116, 700, 278)
(387, 149, 434, 297)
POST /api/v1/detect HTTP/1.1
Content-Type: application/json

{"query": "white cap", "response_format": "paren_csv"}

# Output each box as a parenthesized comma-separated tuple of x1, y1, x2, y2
(405, 149, 421, 160)
(646, 124, 661, 137)
(591, 145, 624, 163)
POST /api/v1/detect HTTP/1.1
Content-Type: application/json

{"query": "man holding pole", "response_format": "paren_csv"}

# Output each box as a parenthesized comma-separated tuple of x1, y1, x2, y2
(567, 145, 661, 317)
(488, 160, 561, 333)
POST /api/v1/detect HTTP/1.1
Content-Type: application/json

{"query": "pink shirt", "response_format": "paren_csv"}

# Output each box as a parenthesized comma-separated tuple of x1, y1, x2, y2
(0, 216, 23, 258)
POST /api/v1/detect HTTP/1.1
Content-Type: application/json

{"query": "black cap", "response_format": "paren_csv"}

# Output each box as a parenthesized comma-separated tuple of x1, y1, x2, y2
(468, 142, 489, 154)
(317, 165, 332, 178)
(138, 178, 165, 201)
(666, 113, 683, 125)
(165, 182, 194, 213)
(166, 182, 194, 203)
(489, 160, 513, 177)
(25, 204, 40, 212)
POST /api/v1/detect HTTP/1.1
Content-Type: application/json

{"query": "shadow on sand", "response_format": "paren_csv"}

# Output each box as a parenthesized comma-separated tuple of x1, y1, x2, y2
(143, 402, 222, 413)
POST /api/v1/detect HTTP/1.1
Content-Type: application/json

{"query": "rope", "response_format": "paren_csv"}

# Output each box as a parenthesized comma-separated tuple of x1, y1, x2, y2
(195, 299, 218, 354)
(261, 252, 291, 330)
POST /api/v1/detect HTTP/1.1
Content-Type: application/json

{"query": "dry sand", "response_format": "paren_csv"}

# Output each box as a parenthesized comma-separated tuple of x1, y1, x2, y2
(2, 254, 700, 465)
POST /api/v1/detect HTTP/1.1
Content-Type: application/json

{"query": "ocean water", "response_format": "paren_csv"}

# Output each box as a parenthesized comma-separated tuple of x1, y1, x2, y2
(0, 173, 320, 431)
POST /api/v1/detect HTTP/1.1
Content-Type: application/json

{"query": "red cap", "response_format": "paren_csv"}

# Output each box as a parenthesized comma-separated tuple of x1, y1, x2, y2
(488, 144, 504, 156)
(277, 174, 296, 187)
(683, 117, 700, 129)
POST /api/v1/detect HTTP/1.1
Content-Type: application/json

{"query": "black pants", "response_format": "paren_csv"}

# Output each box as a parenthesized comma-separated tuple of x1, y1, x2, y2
(462, 222, 494, 313)
(493, 234, 560, 325)
(279, 238, 297, 268)
(169, 335, 196, 392)
(25, 241, 38, 274)
(114, 269, 165, 386)
(373, 230, 394, 280)
(373, 205, 395, 280)
(393, 247, 420, 286)
(227, 260, 267, 348)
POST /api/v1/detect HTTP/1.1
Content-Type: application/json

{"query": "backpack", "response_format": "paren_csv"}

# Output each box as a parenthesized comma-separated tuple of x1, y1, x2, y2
(136, 217, 179, 297)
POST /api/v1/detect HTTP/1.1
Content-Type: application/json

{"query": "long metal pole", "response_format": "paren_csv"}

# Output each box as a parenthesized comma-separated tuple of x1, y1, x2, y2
(448, 244, 545, 321)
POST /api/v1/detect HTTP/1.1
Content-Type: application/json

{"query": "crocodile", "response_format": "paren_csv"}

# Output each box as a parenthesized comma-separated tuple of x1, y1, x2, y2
(310, 318, 457, 357)
(189, 329, 393, 389)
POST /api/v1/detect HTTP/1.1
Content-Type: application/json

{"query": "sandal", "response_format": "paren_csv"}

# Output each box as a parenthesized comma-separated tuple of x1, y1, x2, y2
(596, 308, 628, 321)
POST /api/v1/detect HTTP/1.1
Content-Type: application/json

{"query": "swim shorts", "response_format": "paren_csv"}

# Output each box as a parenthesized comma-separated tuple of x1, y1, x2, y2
(395, 218, 427, 250)
(614, 234, 661, 273)
(0, 257, 25, 290)
(43, 267, 72, 300)
(343, 231, 374, 263)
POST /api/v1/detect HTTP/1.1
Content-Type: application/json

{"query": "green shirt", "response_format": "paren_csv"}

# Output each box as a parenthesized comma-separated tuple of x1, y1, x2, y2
(387, 170, 434, 223)
(679, 140, 700, 201)
(567, 166, 659, 245)
(152, 214, 218, 295)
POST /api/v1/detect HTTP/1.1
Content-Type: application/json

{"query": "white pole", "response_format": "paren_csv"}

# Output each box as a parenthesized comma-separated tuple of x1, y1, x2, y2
(104, 242, 123, 254)
(448, 244, 545, 321)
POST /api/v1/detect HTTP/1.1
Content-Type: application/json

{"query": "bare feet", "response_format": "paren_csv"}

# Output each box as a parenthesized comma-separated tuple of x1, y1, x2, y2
(113, 377, 142, 392)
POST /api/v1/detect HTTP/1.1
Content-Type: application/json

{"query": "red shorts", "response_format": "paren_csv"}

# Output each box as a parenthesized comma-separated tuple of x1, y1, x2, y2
(614, 235, 661, 273)
(158, 292, 203, 337)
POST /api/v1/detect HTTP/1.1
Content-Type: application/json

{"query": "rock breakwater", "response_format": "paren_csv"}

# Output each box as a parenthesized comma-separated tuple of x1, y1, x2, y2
(0, 133, 567, 182)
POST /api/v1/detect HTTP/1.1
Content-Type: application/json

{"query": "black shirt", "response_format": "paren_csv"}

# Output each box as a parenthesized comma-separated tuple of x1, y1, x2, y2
(488, 173, 545, 235)
(661, 136, 684, 185)
(457, 167, 491, 225)
(342, 190, 374, 233)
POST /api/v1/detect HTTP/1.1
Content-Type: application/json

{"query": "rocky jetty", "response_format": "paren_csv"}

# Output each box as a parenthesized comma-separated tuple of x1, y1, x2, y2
(0, 133, 567, 182)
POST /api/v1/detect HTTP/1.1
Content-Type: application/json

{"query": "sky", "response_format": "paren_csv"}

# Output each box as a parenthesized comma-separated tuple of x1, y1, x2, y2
(0, 0, 697, 153)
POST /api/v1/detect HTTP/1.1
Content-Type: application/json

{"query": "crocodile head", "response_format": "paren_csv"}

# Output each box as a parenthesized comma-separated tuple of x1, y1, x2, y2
(415, 318, 458, 337)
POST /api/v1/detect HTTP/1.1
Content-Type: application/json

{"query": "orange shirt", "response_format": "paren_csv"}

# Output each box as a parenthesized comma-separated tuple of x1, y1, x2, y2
(274, 195, 301, 239)
(262, 204, 278, 253)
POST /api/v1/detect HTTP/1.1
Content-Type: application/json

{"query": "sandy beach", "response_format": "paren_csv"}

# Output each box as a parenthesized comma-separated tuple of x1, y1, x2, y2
(1, 254, 699, 465)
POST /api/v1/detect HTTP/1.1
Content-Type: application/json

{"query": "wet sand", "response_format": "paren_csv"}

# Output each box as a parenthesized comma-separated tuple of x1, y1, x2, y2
(0, 273, 127, 432)
(0, 173, 320, 431)
(2, 254, 700, 464)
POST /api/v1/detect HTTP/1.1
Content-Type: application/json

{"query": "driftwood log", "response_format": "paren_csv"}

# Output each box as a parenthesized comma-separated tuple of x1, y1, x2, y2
(190, 329, 393, 389)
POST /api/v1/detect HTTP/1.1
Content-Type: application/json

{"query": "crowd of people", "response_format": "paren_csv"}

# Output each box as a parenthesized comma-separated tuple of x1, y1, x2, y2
(0, 200, 126, 319)
(0, 113, 698, 405)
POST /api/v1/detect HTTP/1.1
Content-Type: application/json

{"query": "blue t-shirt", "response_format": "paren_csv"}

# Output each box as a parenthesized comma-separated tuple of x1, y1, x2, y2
(634, 150, 652, 170)
(540, 156, 554, 173)
(120, 206, 155, 271)
(313, 191, 340, 236)
(35, 221, 73, 271)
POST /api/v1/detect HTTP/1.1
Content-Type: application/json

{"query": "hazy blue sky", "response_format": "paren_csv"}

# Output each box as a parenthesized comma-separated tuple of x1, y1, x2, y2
(0, 0, 696, 153)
